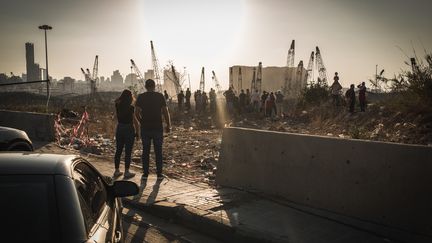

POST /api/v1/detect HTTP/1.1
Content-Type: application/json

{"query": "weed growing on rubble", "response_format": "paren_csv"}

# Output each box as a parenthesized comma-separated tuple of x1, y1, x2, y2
(299, 81, 330, 106)
(370, 53, 432, 113)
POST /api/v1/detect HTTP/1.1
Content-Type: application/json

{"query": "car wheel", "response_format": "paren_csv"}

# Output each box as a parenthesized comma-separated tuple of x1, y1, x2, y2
(8, 141, 33, 151)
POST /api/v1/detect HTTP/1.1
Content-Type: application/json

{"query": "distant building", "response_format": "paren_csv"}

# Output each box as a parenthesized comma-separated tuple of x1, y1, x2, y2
(110, 70, 124, 90)
(124, 73, 138, 87)
(25, 43, 41, 81)
(59, 76, 75, 92)
(229, 65, 307, 98)
(144, 70, 154, 80)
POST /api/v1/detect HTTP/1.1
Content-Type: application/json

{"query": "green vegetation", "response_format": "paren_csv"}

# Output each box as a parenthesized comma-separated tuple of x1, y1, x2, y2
(299, 80, 329, 106)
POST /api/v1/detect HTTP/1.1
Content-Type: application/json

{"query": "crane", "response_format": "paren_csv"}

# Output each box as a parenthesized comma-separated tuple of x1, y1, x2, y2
(199, 67, 205, 92)
(315, 46, 328, 85)
(170, 63, 182, 94)
(150, 40, 162, 92)
(306, 51, 315, 83)
(130, 59, 146, 91)
(211, 71, 222, 92)
(80, 68, 90, 82)
(287, 40, 295, 68)
(237, 67, 242, 92)
(229, 67, 234, 90)
(90, 55, 98, 94)
(256, 62, 262, 93)
(250, 67, 256, 91)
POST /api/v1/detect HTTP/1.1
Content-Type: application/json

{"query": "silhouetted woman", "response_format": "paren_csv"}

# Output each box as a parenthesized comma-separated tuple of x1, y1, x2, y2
(114, 89, 139, 178)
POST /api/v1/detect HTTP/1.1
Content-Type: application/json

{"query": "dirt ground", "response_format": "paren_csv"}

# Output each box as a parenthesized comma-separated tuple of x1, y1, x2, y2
(1, 91, 431, 186)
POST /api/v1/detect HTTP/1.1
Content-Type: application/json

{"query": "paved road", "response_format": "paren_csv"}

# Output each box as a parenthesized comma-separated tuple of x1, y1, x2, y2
(122, 206, 222, 243)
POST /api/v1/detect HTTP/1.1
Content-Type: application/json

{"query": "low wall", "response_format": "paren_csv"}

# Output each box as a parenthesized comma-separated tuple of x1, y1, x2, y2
(216, 127, 432, 237)
(0, 110, 55, 141)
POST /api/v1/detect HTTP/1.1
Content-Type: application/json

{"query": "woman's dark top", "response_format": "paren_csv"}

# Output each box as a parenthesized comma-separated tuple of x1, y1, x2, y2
(116, 103, 134, 124)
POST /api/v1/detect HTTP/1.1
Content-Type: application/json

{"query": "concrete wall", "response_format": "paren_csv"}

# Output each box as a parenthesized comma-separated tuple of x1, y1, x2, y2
(0, 110, 55, 141)
(216, 127, 432, 237)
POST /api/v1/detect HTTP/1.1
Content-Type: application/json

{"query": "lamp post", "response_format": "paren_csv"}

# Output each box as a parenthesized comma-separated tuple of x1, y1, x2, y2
(38, 24, 52, 103)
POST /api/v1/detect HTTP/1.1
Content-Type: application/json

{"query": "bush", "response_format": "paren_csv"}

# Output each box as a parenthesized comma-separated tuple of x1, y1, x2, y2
(299, 81, 330, 106)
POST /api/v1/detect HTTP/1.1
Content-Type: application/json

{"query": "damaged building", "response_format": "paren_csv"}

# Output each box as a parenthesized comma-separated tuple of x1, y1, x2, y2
(229, 64, 307, 98)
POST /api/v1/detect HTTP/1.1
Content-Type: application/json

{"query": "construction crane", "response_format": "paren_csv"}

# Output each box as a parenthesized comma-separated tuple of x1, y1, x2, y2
(287, 40, 295, 68)
(80, 68, 90, 82)
(150, 40, 162, 92)
(306, 51, 315, 83)
(237, 67, 242, 92)
(90, 55, 98, 94)
(250, 67, 256, 91)
(130, 59, 146, 90)
(211, 71, 222, 92)
(296, 61, 304, 79)
(199, 67, 205, 92)
(315, 46, 328, 85)
(170, 63, 182, 94)
(229, 67, 233, 90)
(256, 62, 262, 93)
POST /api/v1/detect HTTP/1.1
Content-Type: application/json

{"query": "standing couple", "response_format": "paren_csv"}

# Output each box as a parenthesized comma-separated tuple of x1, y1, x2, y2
(113, 79, 171, 180)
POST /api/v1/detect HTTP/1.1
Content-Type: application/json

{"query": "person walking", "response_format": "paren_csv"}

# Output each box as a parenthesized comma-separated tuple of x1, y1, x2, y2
(345, 84, 356, 113)
(135, 79, 171, 180)
(358, 82, 367, 112)
(113, 89, 138, 178)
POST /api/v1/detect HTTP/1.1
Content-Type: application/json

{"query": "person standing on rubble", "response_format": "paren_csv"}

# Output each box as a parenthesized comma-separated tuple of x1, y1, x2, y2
(330, 72, 343, 106)
(185, 88, 191, 111)
(251, 89, 260, 112)
(345, 84, 356, 113)
(358, 82, 367, 112)
(113, 89, 139, 178)
(275, 90, 284, 117)
(135, 79, 171, 180)
(177, 90, 185, 111)
(209, 88, 217, 114)
(239, 89, 246, 114)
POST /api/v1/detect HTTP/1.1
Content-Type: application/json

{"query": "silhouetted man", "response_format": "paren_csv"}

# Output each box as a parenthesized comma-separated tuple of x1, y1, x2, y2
(185, 88, 191, 110)
(358, 82, 367, 112)
(177, 90, 185, 110)
(135, 79, 171, 180)
(345, 84, 356, 113)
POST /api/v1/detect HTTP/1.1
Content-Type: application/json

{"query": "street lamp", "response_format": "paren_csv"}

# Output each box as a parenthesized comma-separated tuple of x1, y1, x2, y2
(38, 24, 52, 109)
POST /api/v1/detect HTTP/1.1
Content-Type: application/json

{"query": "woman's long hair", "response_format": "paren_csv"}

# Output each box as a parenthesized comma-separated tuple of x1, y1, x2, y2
(115, 89, 133, 107)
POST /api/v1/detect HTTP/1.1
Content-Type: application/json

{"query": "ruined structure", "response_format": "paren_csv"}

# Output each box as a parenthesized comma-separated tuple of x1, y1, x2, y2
(229, 65, 307, 98)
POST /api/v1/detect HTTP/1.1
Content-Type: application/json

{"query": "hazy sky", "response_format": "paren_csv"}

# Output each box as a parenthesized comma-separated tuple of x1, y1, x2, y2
(1, 0, 431, 89)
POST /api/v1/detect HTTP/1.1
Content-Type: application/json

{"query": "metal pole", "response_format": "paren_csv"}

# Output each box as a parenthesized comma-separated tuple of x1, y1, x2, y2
(45, 29, 49, 97)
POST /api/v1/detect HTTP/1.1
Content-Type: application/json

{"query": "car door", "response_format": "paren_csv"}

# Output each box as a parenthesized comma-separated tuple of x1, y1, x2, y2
(73, 161, 117, 243)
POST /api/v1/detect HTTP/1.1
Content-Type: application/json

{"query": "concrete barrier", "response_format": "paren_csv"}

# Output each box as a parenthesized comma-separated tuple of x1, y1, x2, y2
(216, 127, 432, 237)
(0, 110, 55, 141)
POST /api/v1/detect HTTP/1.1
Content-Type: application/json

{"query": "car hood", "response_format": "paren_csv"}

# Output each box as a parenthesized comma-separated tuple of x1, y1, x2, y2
(0, 126, 32, 144)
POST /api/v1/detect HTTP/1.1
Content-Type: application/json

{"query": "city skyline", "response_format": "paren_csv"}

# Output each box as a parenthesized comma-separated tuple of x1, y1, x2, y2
(1, 0, 432, 90)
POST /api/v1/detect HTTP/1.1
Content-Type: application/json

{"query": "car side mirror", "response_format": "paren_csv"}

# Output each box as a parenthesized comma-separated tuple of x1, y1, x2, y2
(112, 181, 139, 197)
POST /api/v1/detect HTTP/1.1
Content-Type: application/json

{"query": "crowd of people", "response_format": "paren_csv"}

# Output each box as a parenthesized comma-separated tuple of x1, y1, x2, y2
(113, 76, 368, 180)
(223, 88, 285, 118)
(166, 86, 287, 118)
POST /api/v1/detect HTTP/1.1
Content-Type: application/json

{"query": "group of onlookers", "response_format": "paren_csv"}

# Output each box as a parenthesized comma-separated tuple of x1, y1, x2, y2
(223, 88, 285, 118)
(330, 72, 367, 113)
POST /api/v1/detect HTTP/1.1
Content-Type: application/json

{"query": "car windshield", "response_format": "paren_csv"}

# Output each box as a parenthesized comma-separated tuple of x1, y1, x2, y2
(0, 175, 59, 242)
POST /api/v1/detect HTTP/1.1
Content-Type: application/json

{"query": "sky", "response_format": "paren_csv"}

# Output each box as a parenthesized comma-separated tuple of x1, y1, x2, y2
(1, 0, 431, 90)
